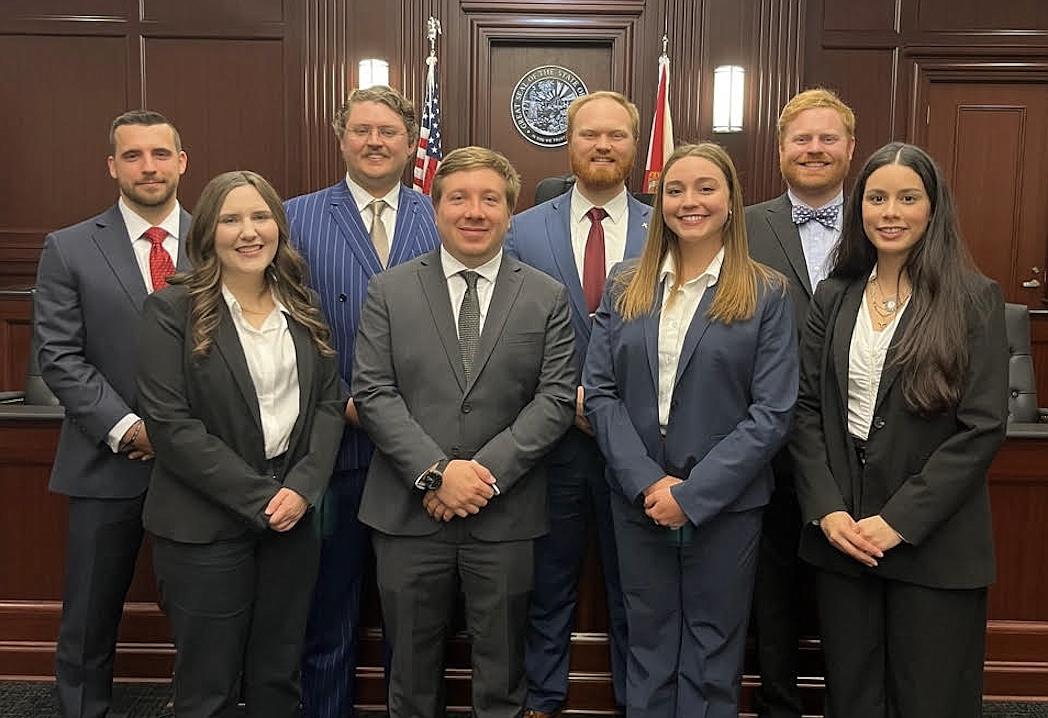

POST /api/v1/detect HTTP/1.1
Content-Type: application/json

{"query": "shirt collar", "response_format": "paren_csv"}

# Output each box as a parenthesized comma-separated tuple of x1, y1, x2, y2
(659, 246, 725, 288)
(220, 284, 288, 324)
(345, 174, 400, 214)
(570, 186, 629, 225)
(118, 197, 182, 244)
(440, 245, 502, 285)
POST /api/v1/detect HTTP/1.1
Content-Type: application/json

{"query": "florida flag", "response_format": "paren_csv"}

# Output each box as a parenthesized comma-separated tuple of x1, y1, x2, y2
(643, 53, 674, 194)
(413, 58, 442, 195)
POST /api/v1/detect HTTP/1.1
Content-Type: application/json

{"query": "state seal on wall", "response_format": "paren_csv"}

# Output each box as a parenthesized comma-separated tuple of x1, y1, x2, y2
(510, 65, 590, 147)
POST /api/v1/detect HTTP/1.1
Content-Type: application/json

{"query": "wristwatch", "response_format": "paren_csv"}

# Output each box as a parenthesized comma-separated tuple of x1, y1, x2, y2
(416, 458, 449, 491)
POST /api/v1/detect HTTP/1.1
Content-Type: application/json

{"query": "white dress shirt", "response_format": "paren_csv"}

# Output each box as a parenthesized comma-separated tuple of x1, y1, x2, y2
(221, 285, 301, 459)
(847, 268, 909, 440)
(106, 199, 183, 452)
(440, 246, 502, 337)
(787, 188, 843, 289)
(346, 174, 399, 243)
(657, 247, 725, 430)
(569, 186, 630, 282)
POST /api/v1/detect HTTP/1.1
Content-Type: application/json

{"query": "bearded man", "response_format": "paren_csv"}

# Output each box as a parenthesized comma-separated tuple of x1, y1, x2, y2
(504, 90, 651, 718)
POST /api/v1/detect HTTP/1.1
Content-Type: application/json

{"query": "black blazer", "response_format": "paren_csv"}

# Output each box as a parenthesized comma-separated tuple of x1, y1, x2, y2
(789, 273, 1008, 589)
(746, 193, 815, 334)
(137, 285, 345, 543)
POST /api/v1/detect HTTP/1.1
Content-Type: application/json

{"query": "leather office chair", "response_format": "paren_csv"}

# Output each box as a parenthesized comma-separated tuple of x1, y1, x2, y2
(532, 173, 656, 208)
(2, 290, 60, 406)
(1004, 302, 1048, 436)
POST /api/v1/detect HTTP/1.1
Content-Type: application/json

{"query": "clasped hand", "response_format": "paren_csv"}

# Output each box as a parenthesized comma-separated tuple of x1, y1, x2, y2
(423, 459, 497, 522)
(266, 487, 307, 532)
(819, 511, 902, 567)
(643, 475, 688, 528)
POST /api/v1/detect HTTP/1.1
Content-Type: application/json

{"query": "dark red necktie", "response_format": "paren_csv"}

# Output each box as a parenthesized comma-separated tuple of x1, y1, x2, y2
(583, 207, 608, 314)
(144, 226, 175, 291)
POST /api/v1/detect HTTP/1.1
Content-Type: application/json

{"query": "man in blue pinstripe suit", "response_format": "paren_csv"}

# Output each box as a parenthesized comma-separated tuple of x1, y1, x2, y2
(286, 84, 440, 718)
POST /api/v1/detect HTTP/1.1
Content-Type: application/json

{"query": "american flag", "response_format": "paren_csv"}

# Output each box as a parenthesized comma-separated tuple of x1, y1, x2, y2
(413, 58, 442, 195)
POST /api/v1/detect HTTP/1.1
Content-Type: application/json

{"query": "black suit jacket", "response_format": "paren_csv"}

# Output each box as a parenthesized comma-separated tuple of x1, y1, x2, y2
(789, 273, 1008, 589)
(746, 192, 815, 334)
(137, 285, 345, 543)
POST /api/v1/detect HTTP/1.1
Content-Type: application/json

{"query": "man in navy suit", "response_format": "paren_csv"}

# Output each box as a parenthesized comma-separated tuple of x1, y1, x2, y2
(505, 90, 651, 718)
(35, 109, 190, 718)
(745, 88, 856, 718)
(285, 85, 440, 718)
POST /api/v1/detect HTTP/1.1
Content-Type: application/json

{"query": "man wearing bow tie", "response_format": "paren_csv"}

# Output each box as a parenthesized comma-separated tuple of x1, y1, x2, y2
(744, 88, 856, 718)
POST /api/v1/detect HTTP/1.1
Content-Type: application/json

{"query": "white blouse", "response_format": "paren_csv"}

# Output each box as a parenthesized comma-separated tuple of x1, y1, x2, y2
(847, 270, 909, 440)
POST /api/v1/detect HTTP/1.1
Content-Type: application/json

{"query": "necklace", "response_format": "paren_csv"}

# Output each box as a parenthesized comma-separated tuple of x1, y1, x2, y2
(868, 277, 910, 328)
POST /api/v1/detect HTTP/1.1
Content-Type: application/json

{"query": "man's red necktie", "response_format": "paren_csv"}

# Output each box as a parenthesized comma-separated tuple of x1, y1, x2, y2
(583, 207, 608, 314)
(144, 226, 175, 291)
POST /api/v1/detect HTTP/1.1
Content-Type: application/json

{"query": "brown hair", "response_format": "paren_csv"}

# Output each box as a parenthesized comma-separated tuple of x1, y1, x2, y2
(170, 171, 334, 357)
(332, 85, 419, 140)
(110, 109, 182, 152)
(431, 146, 522, 211)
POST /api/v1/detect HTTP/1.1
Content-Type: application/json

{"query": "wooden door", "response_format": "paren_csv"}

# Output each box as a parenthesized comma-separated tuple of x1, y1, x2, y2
(486, 44, 614, 211)
(923, 82, 1048, 308)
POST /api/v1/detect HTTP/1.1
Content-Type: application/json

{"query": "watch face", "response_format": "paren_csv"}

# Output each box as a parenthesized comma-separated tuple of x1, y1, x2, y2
(423, 471, 442, 490)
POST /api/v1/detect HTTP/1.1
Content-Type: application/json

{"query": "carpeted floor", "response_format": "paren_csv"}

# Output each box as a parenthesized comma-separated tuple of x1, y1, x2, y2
(1, 681, 1045, 718)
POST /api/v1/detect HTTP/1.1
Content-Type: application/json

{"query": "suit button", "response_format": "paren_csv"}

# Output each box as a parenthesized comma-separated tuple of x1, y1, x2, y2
(462, 403, 472, 413)
(451, 446, 461, 457)
(338, 293, 347, 302)
(873, 416, 885, 430)
(671, 400, 679, 410)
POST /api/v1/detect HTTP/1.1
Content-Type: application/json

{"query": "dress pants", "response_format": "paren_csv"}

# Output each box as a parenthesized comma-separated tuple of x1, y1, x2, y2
(55, 493, 145, 718)
(815, 569, 987, 718)
(154, 519, 321, 718)
(611, 491, 761, 718)
(525, 430, 627, 712)
(373, 529, 533, 718)
(752, 485, 808, 718)
(301, 469, 374, 718)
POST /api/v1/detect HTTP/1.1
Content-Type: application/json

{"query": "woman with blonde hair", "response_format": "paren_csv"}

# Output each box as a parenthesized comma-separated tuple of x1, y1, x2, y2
(137, 170, 344, 717)
(583, 143, 798, 717)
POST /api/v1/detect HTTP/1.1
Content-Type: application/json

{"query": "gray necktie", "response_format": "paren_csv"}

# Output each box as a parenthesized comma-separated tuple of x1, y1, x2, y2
(458, 270, 481, 381)
(369, 199, 389, 267)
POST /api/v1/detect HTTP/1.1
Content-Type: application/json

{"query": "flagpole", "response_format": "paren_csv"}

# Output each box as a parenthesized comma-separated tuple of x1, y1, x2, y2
(413, 17, 443, 195)
(643, 35, 675, 194)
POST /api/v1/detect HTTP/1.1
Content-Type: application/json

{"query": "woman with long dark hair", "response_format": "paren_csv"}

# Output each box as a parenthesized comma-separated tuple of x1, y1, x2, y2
(583, 143, 797, 717)
(137, 171, 344, 717)
(790, 142, 1008, 717)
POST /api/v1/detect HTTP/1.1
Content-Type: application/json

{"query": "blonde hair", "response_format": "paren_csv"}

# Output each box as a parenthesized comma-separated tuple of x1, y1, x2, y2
(616, 143, 784, 323)
(431, 146, 522, 211)
(777, 88, 855, 141)
(566, 91, 641, 140)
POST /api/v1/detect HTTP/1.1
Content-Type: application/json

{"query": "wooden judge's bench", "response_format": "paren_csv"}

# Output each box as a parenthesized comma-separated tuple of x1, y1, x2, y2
(1, 290, 1046, 713)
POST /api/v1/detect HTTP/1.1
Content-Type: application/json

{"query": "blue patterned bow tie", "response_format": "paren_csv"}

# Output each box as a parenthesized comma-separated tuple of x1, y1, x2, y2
(792, 204, 840, 228)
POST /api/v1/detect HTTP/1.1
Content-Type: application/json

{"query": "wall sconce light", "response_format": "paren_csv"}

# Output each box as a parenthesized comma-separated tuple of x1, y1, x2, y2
(712, 65, 745, 133)
(358, 58, 390, 88)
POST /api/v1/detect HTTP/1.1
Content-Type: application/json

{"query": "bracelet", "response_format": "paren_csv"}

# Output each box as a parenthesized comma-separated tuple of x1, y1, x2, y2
(121, 420, 142, 451)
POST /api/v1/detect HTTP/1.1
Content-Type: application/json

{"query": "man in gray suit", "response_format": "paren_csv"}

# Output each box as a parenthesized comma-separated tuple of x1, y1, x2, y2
(34, 109, 189, 718)
(352, 146, 577, 718)
(745, 88, 855, 718)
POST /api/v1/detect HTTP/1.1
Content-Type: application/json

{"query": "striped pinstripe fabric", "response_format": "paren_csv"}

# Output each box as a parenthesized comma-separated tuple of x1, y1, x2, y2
(286, 180, 440, 471)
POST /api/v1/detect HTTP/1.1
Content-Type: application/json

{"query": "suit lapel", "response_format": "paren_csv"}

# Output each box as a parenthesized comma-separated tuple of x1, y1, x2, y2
(327, 181, 383, 275)
(766, 195, 814, 297)
(643, 281, 666, 393)
(418, 251, 467, 391)
(468, 256, 524, 392)
(92, 205, 149, 309)
(284, 314, 315, 453)
(873, 299, 916, 413)
(214, 307, 264, 433)
(174, 207, 192, 271)
(390, 185, 425, 267)
(832, 279, 865, 413)
(625, 195, 652, 257)
(546, 196, 589, 333)
(672, 284, 718, 389)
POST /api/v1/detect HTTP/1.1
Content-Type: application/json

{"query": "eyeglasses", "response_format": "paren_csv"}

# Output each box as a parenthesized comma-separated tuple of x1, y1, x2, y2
(345, 125, 406, 140)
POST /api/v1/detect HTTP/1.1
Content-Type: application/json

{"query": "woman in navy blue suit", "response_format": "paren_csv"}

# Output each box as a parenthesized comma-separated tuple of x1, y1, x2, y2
(583, 143, 797, 718)
(789, 142, 1008, 718)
